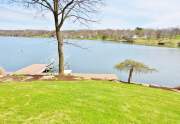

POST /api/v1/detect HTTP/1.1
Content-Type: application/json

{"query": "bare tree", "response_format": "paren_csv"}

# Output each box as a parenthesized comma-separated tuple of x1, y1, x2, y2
(9, 0, 103, 76)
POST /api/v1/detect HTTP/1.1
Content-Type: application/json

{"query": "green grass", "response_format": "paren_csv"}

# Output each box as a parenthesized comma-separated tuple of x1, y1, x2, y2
(0, 81, 180, 124)
(175, 35, 180, 40)
(74, 37, 180, 48)
(134, 38, 180, 48)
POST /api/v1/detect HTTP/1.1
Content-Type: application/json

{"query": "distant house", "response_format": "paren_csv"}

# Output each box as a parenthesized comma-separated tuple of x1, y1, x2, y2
(132, 35, 148, 39)
(132, 35, 138, 39)
(80, 35, 84, 39)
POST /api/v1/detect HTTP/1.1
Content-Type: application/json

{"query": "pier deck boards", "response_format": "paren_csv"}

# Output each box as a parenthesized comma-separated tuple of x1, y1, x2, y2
(15, 64, 48, 75)
(72, 73, 118, 80)
(14, 64, 118, 81)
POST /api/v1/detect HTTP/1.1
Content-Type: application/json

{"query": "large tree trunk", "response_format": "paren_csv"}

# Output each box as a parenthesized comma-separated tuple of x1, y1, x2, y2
(54, 0, 64, 76)
(128, 67, 134, 83)
(56, 29, 64, 76)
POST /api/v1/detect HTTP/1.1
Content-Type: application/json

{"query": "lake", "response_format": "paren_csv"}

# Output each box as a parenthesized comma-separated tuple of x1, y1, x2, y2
(0, 36, 180, 87)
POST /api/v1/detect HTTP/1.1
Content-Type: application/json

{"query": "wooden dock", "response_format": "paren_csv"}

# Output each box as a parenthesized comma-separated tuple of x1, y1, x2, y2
(15, 64, 49, 75)
(14, 64, 118, 81)
(72, 73, 118, 81)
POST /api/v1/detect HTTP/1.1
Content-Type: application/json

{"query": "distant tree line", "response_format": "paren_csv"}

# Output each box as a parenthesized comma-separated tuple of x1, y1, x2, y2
(1, 27, 180, 41)
(0, 30, 54, 37)
(63, 28, 180, 41)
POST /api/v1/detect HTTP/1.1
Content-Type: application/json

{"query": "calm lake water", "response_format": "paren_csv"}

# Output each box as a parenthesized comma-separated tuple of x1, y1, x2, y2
(0, 36, 180, 87)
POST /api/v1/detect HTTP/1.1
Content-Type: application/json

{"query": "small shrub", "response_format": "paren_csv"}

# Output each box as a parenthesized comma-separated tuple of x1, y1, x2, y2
(101, 35, 108, 40)
(158, 42, 165, 45)
(177, 42, 180, 47)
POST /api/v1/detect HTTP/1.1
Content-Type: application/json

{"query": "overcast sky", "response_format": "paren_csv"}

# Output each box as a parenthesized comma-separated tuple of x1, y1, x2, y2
(0, 0, 180, 30)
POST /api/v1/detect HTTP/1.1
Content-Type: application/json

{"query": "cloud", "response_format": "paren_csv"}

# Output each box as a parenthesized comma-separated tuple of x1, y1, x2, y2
(0, 5, 53, 30)
(93, 0, 180, 29)
(131, 0, 180, 28)
(0, 0, 180, 29)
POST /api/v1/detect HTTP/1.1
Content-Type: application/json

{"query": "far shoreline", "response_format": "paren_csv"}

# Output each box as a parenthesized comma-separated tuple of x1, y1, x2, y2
(0, 35, 180, 49)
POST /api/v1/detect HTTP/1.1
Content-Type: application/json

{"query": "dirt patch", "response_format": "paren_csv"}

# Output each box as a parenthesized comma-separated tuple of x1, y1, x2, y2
(118, 80, 180, 93)
(55, 75, 81, 81)
(0, 75, 27, 82)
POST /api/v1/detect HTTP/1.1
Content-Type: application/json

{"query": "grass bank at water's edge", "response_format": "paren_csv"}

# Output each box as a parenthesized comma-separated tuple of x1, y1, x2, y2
(0, 80, 180, 124)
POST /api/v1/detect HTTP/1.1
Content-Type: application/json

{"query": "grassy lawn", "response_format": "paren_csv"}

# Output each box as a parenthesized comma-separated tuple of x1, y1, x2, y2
(134, 38, 180, 48)
(0, 81, 180, 124)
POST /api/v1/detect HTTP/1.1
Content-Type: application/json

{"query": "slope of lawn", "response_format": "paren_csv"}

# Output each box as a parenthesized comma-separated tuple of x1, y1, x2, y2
(0, 81, 180, 124)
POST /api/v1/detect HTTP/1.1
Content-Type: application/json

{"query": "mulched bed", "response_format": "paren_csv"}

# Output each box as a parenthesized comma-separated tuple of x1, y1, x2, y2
(0, 75, 26, 82)
(0, 74, 83, 82)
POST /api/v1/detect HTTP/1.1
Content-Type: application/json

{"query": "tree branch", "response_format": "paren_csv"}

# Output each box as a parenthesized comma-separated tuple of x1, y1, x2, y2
(64, 41, 89, 50)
